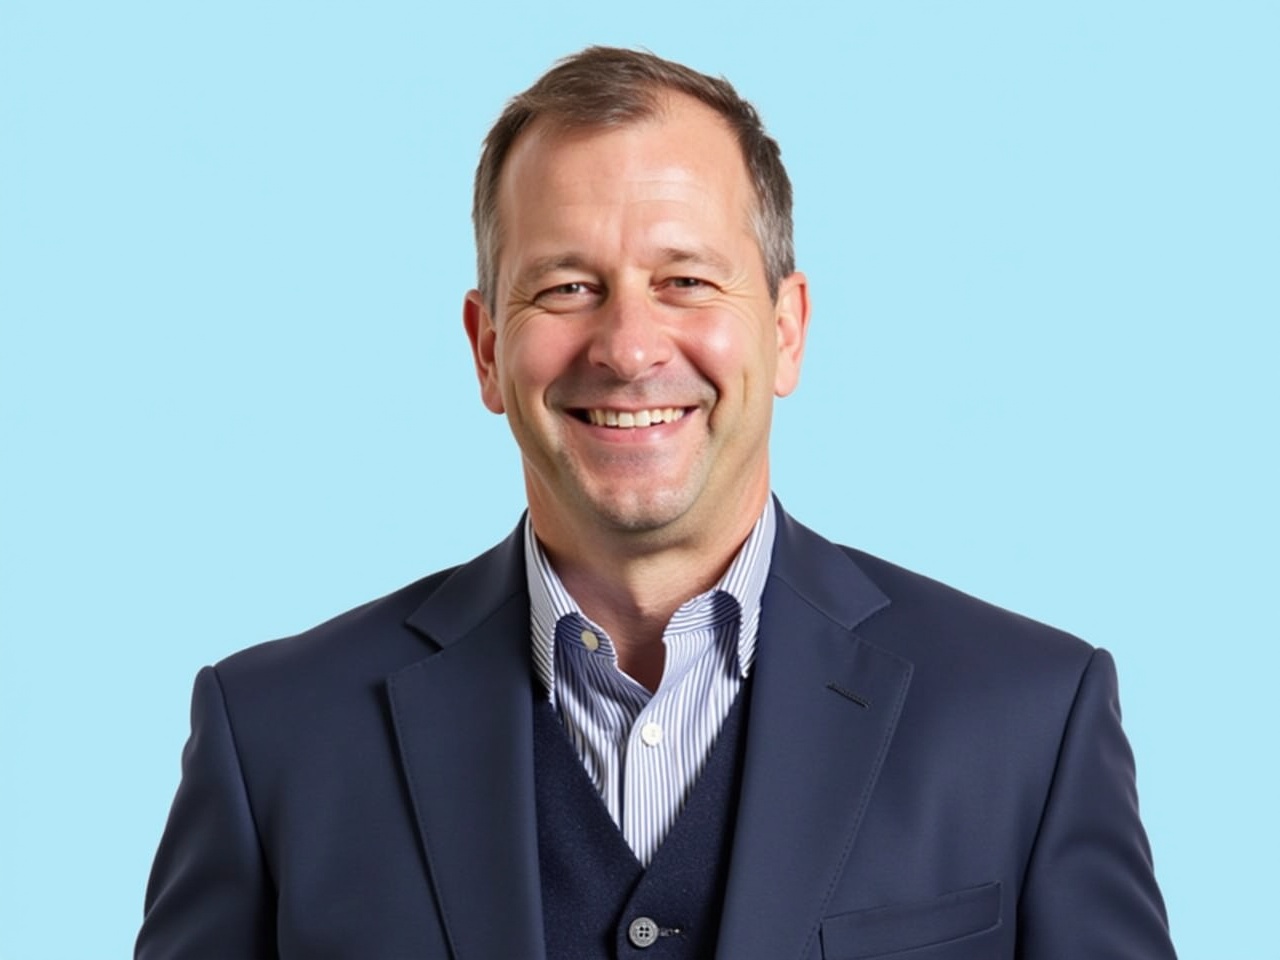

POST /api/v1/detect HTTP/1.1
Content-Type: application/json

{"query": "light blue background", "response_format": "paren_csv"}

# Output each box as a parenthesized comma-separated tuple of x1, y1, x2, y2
(2, 1, 1275, 956)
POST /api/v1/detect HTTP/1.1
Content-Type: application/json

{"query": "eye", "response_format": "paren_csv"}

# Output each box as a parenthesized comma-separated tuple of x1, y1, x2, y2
(658, 275, 717, 303)
(548, 282, 592, 296)
(533, 281, 600, 312)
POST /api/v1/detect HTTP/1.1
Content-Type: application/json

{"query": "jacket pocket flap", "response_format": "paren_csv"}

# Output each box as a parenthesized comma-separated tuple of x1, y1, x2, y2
(821, 882, 1001, 959)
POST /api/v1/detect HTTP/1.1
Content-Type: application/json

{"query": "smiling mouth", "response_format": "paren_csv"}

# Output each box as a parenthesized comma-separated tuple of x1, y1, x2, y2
(577, 407, 689, 428)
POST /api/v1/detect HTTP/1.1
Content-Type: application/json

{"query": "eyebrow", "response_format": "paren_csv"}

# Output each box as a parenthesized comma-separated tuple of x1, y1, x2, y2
(516, 254, 591, 290)
(657, 246, 734, 277)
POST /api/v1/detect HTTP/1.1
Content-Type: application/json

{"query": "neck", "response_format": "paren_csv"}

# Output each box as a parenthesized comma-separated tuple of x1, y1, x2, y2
(530, 491, 768, 692)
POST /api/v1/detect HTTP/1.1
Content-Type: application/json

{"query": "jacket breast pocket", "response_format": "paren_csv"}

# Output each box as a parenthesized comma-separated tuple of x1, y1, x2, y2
(820, 882, 1001, 959)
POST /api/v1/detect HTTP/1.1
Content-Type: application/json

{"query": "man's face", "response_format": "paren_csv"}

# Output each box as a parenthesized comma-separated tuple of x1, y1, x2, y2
(465, 93, 808, 551)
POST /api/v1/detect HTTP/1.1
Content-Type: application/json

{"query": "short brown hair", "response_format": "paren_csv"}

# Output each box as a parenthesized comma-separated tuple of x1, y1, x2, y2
(472, 46, 794, 309)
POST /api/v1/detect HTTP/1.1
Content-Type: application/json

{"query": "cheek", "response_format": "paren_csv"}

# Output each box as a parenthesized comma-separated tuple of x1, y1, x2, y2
(680, 313, 773, 393)
(498, 325, 581, 408)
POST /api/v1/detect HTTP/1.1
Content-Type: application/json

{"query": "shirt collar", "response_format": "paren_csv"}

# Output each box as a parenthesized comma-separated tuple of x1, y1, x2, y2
(525, 498, 777, 697)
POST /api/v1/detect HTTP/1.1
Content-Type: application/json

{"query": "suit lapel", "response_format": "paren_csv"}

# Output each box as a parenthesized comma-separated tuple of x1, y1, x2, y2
(388, 526, 547, 960)
(717, 508, 913, 960)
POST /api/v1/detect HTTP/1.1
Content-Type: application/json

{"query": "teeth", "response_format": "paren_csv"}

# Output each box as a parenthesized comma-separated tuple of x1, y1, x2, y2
(586, 407, 686, 428)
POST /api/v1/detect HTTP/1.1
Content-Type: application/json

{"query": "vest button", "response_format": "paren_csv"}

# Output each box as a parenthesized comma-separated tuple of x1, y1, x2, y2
(628, 916, 659, 948)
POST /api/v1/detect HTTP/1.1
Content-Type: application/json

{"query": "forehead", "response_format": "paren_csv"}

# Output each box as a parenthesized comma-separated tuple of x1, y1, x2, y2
(495, 94, 756, 260)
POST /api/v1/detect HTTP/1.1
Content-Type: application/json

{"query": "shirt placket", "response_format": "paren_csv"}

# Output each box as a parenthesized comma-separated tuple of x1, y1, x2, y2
(621, 624, 705, 865)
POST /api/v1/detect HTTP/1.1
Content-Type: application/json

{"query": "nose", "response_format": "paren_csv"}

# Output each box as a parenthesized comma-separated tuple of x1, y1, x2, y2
(586, 287, 673, 381)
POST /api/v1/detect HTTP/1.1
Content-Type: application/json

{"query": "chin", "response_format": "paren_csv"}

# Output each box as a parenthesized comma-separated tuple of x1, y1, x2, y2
(583, 487, 697, 535)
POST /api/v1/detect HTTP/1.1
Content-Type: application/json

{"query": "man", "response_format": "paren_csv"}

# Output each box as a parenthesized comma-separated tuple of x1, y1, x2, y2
(138, 47, 1177, 959)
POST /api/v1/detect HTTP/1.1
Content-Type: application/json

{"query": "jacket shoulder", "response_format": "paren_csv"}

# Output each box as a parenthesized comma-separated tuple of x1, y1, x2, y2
(212, 564, 460, 691)
(838, 544, 1097, 674)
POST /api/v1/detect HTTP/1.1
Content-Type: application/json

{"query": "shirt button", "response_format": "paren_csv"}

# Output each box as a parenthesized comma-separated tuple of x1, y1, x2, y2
(640, 722, 663, 747)
(628, 916, 659, 948)
(579, 628, 599, 652)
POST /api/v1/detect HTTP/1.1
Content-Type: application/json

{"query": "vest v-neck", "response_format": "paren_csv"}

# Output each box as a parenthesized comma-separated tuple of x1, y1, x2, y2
(533, 681, 753, 959)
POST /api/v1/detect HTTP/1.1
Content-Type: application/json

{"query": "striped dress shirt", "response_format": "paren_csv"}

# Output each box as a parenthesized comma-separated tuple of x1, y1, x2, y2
(524, 499, 776, 866)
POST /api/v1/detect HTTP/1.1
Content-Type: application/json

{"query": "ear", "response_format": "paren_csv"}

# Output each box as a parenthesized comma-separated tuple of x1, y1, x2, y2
(463, 289, 506, 414)
(772, 271, 810, 397)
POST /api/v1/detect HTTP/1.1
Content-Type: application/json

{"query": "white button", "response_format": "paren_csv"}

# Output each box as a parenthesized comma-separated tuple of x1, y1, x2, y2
(628, 916, 659, 948)
(640, 722, 663, 747)
(579, 628, 599, 651)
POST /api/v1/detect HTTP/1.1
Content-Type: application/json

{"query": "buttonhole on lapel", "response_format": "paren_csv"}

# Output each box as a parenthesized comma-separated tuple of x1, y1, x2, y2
(826, 682, 871, 708)
(659, 927, 682, 938)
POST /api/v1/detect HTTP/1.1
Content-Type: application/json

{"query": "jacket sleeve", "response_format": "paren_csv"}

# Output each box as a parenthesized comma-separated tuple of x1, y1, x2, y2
(1016, 648, 1178, 959)
(136, 666, 277, 959)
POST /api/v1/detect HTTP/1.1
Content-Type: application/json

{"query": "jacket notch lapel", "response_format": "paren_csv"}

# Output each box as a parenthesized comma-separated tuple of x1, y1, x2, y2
(717, 509, 913, 960)
(388, 527, 547, 960)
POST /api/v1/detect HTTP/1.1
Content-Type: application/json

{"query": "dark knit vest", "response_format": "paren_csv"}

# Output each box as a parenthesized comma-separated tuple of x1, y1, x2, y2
(533, 686, 751, 960)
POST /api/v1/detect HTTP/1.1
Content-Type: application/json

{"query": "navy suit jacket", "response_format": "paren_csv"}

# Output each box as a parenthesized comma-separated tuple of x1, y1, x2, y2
(138, 507, 1176, 958)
